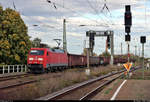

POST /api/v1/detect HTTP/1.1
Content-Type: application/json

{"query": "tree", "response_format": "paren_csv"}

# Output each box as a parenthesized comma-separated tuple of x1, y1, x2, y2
(93, 52, 97, 56)
(99, 51, 111, 57)
(81, 48, 98, 56)
(0, 6, 32, 64)
(32, 37, 41, 48)
(81, 48, 87, 56)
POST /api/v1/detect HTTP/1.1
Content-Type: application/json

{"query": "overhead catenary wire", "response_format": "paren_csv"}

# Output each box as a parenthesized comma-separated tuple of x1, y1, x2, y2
(100, 0, 117, 28)
(101, 0, 111, 14)
(49, 0, 142, 55)
(19, 0, 148, 56)
(45, 0, 109, 28)
(30, 0, 120, 31)
(12, 1, 16, 10)
(85, 0, 111, 27)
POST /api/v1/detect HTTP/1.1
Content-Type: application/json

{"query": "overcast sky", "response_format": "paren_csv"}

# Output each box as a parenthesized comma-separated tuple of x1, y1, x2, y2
(1, 0, 150, 57)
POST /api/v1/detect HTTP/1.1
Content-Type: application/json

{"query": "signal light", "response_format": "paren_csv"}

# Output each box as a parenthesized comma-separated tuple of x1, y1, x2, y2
(125, 34, 130, 42)
(124, 5, 132, 26)
(125, 26, 130, 33)
(125, 12, 132, 26)
(125, 5, 130, 12)
(107, 43, 110, 49)
(107, 36, 110, 49)
(90, 33, 95, 41)
(86, 31, 89, 36)
(107, 36, 110, 43)
(140, 36, 146, 44)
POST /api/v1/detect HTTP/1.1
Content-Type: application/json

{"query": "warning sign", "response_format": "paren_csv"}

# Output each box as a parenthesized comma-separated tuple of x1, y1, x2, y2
(123, 63, 132, 72)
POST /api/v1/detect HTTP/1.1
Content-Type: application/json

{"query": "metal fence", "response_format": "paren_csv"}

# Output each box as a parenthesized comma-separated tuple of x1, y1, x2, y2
(0, 65, 27, 74)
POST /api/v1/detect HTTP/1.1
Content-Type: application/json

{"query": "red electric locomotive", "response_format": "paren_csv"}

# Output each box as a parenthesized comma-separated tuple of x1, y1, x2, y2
(27, 47, 129, 73)
(27, 48, 68, 73)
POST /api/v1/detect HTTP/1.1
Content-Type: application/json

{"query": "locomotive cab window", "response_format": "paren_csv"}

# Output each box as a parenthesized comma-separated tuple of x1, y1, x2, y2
(30, 50, 44, 55)
(47, 52, 49, 56)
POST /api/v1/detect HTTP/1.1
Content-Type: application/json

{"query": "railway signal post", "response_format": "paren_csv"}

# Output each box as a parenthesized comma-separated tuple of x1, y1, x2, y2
(125, 35, 130, 62)
(124, 5, 132, 63)
(140, 36, 146, 79)
(124, 5, 132, 78)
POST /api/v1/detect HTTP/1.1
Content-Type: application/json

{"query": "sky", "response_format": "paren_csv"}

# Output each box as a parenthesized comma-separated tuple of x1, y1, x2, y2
(0, 0, 150, 57)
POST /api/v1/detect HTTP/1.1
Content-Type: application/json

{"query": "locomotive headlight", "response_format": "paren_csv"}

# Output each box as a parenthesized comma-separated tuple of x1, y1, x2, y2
(38, 58, 43, 61)
(29, 58, 33, 60)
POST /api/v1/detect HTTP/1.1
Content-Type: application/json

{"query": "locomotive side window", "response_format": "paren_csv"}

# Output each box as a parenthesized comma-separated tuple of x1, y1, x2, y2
(47, 52, 49, 56)
(30, 50, 44, 55)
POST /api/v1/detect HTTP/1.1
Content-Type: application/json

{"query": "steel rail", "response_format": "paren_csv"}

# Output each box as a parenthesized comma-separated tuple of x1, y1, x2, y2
(80, 74, 123, 100)
(36, 69, 125, 100)
(80, 66, 141, 100)
(36, 66, 141, 100)
(0, 73, 62, 90)
(0, 73, 64, 90)
(0, 73, 34, 82)
(0, 73, 28, 79)
(0, 80, 38, 90)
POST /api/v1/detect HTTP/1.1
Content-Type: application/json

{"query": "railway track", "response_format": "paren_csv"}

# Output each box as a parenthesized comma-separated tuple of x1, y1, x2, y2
(0, 79, 38, 90)
(80, 74, 122, 100)
(0, 73, 38, 90)
(0, 66, 141, 98)
(36, 66, 141, 100)
(0, 73, 62, 90)
(0, 73, 35, 82)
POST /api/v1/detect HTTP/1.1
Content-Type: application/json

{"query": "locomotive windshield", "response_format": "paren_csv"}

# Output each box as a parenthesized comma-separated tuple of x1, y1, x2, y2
(30, 50, 44, 55)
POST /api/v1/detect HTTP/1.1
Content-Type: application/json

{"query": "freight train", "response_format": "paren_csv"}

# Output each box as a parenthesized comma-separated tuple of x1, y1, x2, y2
(27, 48, 130, 73)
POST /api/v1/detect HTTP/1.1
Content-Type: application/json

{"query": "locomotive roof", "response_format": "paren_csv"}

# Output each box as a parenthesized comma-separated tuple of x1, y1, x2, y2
(30, 48, 65, 53)
(30, 48, 49, 50)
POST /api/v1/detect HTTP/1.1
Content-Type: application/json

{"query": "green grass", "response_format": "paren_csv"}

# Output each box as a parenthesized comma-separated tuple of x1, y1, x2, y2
(104, 79, 121, 95)
(104, 88, 112, 94)
(137, 93, 144, 99)
(136, 68, 150, 72)
(113, 79, 121, 86)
